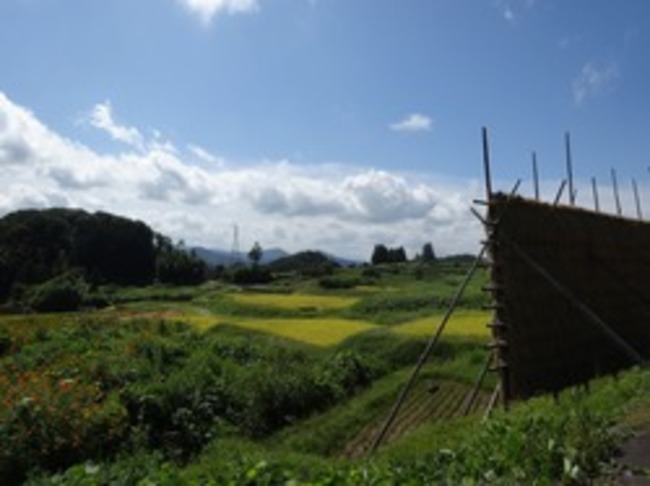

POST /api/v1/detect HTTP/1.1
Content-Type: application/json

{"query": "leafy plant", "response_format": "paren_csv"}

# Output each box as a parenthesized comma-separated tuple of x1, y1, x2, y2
(0, 371, 128, 483)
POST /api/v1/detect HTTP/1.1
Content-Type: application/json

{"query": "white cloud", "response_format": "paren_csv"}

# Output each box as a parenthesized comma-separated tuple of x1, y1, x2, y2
(178, 0, 260, 25)
(572, 61, 620, 105)
(89, 101, 144, 150)
(188, 144, 225, 167)
(390, 113, 433, 133)
(342, 170, 441, 223)
(495, 0, 538, 24)
(0, 92, 483, 260)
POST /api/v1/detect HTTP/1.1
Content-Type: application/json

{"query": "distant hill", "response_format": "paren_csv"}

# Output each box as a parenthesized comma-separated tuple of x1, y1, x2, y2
(192, 246, 289, 267)
(326, 253, 361, 267)
(192, 246, 362, 268)
(266, 250, 340, 276)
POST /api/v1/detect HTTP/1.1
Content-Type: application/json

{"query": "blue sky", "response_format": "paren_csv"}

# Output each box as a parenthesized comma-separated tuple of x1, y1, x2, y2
(1, 0, 649, 259)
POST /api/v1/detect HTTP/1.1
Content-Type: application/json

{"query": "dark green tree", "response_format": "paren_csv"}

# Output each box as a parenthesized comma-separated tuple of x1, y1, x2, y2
(0, 208, 165, 300)
(371, 244, 389, 265)
(421, 242, 436, 262)
(248, 241, 263, 266)
(388, 246, 407, 263)
(372, 244, 407, 264)
(155, 237, 206, 285)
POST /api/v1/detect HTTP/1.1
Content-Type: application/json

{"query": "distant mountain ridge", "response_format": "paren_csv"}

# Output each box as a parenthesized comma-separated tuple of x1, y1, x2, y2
(191, 246, 361, 267)
(191, 247, 289, 267)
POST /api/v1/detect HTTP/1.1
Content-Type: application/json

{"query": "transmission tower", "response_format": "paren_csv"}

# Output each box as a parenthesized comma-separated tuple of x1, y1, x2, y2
(231, 224, 241, 262)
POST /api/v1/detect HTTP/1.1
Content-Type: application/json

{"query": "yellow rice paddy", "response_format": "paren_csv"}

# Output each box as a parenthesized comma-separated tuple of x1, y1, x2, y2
(229, 293, 358, 310)
(393, 310, 491, 339)
(227, 318, 377, 347)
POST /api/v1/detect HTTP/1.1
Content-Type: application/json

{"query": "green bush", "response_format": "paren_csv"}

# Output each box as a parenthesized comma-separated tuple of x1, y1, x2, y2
(25, 273, 87, 312)
(0, 373, 128, 484)
(318, 276, 361, 289)
(120, 331, 379, 459)
(231, 267, 273, 285)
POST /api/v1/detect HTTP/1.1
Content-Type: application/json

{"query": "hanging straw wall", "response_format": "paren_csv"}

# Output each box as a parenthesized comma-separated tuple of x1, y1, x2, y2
(489, 194, 650, 399)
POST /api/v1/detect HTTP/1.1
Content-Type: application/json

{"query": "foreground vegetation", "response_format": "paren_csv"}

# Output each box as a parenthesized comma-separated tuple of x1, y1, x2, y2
(1, 244, 647, 484)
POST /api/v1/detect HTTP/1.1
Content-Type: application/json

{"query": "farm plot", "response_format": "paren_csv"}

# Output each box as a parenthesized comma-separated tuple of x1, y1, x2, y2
(341, 378, 490, 459)
(228, 293, 359, 311)
(227, 318, 377, 347)
(393, 310, 491, 339)
(119, 310, 373, 345)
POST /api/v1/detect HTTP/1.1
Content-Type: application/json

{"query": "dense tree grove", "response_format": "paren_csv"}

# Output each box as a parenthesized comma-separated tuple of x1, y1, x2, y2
(266, 250, 338, 277)
(0, 208, 206, 302)
(154, 236, 207, 285)
(371, 244, 407, 265)
(71, 211, 156, 285)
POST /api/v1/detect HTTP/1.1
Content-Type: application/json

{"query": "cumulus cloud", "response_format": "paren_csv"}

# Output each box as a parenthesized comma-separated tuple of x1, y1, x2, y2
(390, 113, 432, 133)
(0, 94, 46, 166)
(0, 91, 482, 259)
(342, 170, 440, 222)
(136, 149, 217, 205)
(572, 61, 620, 105)
(178, 0, 260, 25)
(89, 101, 145, 150)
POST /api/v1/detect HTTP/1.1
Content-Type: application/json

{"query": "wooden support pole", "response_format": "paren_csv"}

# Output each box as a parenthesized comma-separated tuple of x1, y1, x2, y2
(510, 179, 522, 197)
(632, 178, 643, 220)
(612, 168, 622, 216)
(471, 207, 488, 226)
(482, 127, 493, 200)
(532, 151, 540, 201)
(368, 246, 488, 456)
(483, 382, 502, 422)
(592, 177, 600, 213)
(565, 132, 575, 206)
(463, 352, 493, 416)
(554, 180, 567, 206)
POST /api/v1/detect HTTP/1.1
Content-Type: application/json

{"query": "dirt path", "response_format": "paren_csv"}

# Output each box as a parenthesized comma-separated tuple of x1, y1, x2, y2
(614, 429, 650, 485)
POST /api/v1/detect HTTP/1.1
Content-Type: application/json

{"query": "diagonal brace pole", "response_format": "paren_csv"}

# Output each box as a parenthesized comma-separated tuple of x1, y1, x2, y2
(367, 245, 488, 456)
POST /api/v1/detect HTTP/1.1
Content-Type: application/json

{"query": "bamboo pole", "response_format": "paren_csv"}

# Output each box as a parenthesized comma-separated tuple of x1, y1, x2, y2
(565, 132, 575, 206)
(632, 178, 643, 220)
(532, 152, 540, 201)
(554, 180, 567, 206)
(612, 168, 622, 216)
(483, 382, 502, 422)
(510, 179, 522, 197)
(482, 127, 493, 200)
(462, 352, 493, 416)
(368, 246, 488, 455)
(592, 177, 600, 213)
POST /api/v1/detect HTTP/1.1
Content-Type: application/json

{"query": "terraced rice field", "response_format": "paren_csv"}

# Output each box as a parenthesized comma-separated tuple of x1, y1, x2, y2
(393, 310, 491, 339)
(227, 317, 377, 346)
(342, 378, 491, 459)
(0, 293, 490, 348)
(229, 293, 358, 310)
